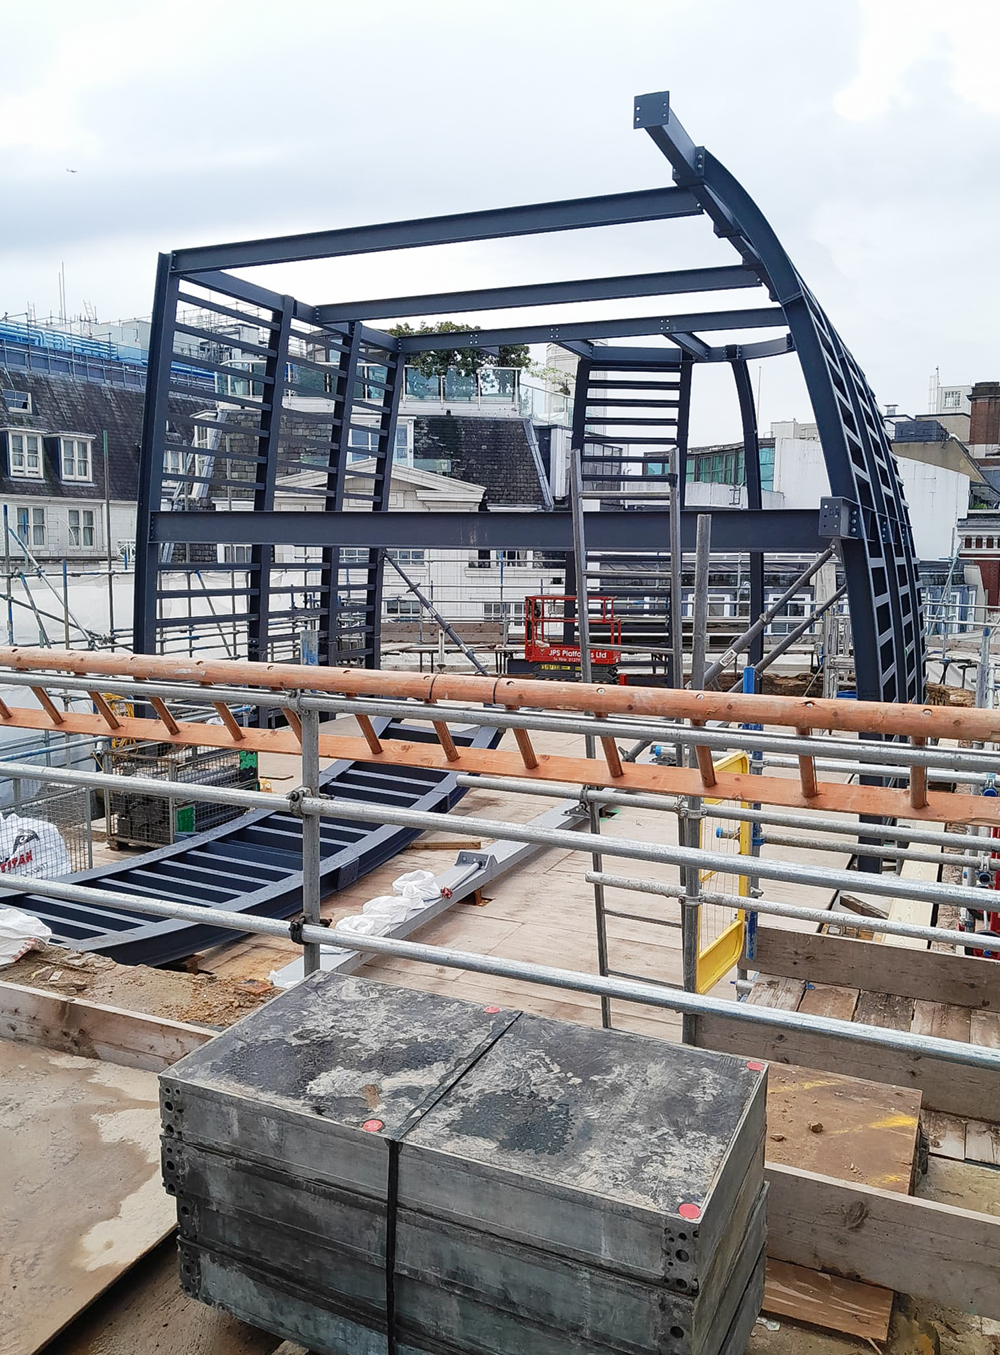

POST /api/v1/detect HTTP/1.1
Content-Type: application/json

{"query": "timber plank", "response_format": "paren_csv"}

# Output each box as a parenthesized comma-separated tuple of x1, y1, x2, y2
(853, 990, 915, 1030)
(971, 1008, 1000, 1047)
(762, 1259, 893, 1342)
(797, 983, 858, 1021)
(747, 976, 806, 1010)
(765, 1161, 1000, 1318)
(923, 1110, 967, 1161)
(746, 924, 1000, 1009)
(694, 1008, 996, 1117)
(910, 998, 972, 1043)
(0, 980, 213, 1072)
(880, 858, 938, 951)
(967, 1119, 1000, 1167)
(0, 1042, 176, 1355)
(764, 1065, 920, 1194)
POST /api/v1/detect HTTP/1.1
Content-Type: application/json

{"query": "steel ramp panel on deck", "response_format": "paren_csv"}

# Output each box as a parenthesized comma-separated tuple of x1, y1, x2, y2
(4, 716, 498, 966)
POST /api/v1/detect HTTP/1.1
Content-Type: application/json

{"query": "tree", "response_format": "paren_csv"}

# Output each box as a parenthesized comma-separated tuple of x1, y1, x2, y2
(388, 320, 531, 379)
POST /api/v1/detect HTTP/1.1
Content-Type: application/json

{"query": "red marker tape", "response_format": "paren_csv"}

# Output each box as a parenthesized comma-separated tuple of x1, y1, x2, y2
(678, 1203, 702, 1221)
(746, 1060, 766, 1072)
(362, 1118, 384, 1133)
(484, 1005, 501, 1014)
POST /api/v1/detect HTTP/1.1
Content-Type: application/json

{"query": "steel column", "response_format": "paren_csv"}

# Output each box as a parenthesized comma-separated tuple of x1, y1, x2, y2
(133, 254, 180, 654)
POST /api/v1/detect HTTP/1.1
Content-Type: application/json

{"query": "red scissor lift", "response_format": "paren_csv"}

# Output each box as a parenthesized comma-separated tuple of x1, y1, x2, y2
(506, 594, 625, 683)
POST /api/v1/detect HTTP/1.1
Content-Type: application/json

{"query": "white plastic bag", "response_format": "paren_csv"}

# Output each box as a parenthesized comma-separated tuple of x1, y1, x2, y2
(363, 894, 420, 926)
(337, 913, 393, 936)
(0, 813, 71, 879)
(0, 905, 51, 967)
(392, 869, 440, 902)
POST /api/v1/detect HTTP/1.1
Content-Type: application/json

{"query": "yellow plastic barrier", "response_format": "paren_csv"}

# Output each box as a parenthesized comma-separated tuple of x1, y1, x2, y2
(696, 751, 751, 993)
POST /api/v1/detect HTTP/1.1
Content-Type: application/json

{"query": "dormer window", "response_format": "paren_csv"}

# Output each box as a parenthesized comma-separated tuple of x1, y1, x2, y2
(60, 437, 92, 482)
(9, 431, 43, 478)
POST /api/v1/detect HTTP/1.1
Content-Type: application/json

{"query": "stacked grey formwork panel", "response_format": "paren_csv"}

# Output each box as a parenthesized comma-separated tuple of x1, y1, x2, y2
(161, 974, 767, 1355)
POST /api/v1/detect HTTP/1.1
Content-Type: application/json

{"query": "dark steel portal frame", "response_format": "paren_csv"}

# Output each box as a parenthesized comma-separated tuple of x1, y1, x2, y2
(136, 91, 922, 703)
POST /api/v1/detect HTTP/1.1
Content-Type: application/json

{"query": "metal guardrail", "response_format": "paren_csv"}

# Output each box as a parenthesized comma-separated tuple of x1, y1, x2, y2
(0, 653, 996, 1079)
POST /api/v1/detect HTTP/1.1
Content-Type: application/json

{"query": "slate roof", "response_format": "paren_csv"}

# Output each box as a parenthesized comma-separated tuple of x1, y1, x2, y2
(892, 419, 950, 443)
(0, 370, 198, 503)
(413, 416, 545, 507)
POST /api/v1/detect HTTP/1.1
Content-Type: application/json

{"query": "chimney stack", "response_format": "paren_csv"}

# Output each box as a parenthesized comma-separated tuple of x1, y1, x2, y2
(969, 381, 1000, 450)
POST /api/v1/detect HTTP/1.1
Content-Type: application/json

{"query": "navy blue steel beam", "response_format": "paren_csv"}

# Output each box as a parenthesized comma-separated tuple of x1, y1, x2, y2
(396, 308, 786, 353)
(575, 346, 684, 366)
(182, 269, 324, 325)
(174, 268, 399, 353)
(133, 254, 180, 654)
(733, 358, 765, 667)
(246, 298, 293, 666)
(315, 265, 760, 324)
(318, 323, 364, 668)
(365, 344, 406, 668)
(149, 508, 823, 554)
(707, 335, 795, 362)
(669, 333, 712, 361)
(171, 187, 703, 273)
(675, 357, 694, 508)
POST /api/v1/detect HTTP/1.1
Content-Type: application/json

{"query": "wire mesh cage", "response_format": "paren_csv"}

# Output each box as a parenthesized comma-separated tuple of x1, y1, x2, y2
(0, 784, 93, 877)
(103, 742, 259, 851)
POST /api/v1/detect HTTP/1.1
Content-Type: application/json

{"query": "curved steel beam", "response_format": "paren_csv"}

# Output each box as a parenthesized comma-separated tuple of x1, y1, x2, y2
(637, 92, 923, 702)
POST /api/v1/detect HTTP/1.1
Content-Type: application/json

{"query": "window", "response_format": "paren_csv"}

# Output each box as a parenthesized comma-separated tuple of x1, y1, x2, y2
(16, 506, 45, 548)
(339, 547, 369, 565)
(349, 422, 413, 466)
(349, 427, 377, 462)
(68, 509, 95, 548)
(707, 594, 734, 617)
(385, 597, 421, 617)
(393, 422, 413, 466)
(2, 390, 31, 413)
(164, 448, 212, 480)
(758, 445, 775, 492)
(484, 601, 526, 621)
(60, 437, 92, 481)
(222, 544, 251, 564)
(387, 548, 425, 566)
(943, 389, 963, 410)
(9, 431, 43, 478)
(469, 549, 532, 569)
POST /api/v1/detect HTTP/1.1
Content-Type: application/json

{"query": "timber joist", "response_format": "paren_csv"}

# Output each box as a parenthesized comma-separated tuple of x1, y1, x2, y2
(1, 649, 998, 828)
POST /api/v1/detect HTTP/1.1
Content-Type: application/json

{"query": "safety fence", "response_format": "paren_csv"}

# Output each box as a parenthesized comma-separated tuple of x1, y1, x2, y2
(0, 649, 993, 1086)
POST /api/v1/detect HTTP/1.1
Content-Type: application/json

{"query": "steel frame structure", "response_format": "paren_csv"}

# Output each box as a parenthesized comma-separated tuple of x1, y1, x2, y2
(135, 90, 922, 702)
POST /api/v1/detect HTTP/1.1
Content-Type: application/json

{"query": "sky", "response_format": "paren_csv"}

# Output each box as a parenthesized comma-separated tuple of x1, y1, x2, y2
(2, 0, 998, 445)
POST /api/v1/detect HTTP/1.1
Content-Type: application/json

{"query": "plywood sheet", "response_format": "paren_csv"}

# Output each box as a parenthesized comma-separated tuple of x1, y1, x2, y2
(42, 1238, 279, 1355)
(0, 1042, 174, 1355)
(763, 1259, 893, 1342)
(765, 1064, 920, 1194)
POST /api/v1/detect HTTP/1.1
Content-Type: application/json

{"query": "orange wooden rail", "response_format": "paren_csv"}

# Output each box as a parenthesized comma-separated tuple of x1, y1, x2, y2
(0, 648, 996, 828)
(1, 647, 997, 743)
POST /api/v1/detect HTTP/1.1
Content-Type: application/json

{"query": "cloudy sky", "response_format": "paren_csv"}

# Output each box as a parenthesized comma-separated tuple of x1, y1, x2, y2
(2, 0, 997, 444)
